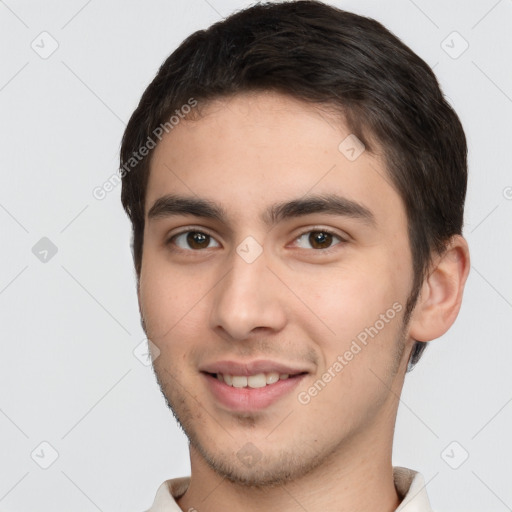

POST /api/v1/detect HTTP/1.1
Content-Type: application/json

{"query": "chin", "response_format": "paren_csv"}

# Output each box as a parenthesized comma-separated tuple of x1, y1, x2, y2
(191, 438, 328, 489)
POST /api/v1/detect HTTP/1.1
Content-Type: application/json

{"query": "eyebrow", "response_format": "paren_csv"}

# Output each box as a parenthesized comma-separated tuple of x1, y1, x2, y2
(147, 193, 376, 228)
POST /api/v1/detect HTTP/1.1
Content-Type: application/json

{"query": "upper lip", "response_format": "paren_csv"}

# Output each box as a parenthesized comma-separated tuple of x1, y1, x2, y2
(200, 359, 310, 376)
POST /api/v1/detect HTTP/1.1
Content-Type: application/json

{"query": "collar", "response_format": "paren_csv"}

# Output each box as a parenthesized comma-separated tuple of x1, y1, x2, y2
(146, 466, 434, 512)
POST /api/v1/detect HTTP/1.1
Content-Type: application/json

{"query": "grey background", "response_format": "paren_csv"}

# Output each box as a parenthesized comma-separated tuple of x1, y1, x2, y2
(0, 0, 511, 510)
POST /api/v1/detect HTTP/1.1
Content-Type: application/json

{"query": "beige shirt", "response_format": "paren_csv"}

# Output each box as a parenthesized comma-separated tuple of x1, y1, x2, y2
(145, 466, 434, 511)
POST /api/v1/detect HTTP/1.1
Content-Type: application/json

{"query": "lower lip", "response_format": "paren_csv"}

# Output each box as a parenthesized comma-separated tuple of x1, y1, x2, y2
(202, 372, 306, 411)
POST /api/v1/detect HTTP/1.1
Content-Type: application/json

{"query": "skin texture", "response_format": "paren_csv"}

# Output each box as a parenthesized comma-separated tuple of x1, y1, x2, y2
(138, 91, 470, 512)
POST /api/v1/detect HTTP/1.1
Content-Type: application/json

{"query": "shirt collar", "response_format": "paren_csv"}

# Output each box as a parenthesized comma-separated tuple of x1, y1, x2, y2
(393, 467, 434, 511)
(146, 466, 434, 512)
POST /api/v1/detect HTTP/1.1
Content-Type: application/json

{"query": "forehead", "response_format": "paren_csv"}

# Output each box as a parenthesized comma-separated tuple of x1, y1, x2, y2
(145, 91, 403, 231)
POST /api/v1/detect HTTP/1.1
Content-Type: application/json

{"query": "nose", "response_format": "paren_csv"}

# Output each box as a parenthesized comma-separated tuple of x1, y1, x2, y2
(209, 243, 288, 341)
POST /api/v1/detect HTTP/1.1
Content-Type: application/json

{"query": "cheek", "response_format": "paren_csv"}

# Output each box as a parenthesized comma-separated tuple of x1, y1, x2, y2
(296, 261, 407, 380)
(302, 263, 395, 338)
(139, 253, 203, 342)
(296, 267, 406, 411)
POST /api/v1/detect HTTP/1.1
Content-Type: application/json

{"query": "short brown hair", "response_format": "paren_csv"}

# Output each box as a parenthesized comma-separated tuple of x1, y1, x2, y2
(120, 0, 468, 369)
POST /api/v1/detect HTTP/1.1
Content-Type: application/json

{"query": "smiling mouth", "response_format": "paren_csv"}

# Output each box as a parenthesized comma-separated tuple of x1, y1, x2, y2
(204, 371, 307, 389)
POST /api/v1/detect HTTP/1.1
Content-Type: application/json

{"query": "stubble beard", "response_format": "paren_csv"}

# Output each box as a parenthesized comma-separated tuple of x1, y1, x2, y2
(150, 312, 411, 489)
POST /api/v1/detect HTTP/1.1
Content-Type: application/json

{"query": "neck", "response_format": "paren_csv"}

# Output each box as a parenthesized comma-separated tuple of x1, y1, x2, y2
(177, 421, 401, 512)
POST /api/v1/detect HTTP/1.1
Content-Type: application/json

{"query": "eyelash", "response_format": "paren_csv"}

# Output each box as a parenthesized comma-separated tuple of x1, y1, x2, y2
(165, 226, 347, 254)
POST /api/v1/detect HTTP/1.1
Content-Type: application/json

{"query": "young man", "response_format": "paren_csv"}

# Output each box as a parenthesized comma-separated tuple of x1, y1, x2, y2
(120, 1, 470, 510)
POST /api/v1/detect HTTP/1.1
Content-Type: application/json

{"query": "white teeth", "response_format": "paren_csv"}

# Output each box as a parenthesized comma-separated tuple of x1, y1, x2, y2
(216, 371, 295, 388)
(266, 372, 280, 384)
(232, 376, 248, 388)
(247, 373, 267, 388)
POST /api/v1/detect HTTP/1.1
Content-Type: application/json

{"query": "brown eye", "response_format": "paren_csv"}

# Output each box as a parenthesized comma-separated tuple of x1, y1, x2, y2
(187, 232, 209, 249)
(294, 229, 344, 251)
(309, 231, 333, 249)
(170, 231, 220, 250)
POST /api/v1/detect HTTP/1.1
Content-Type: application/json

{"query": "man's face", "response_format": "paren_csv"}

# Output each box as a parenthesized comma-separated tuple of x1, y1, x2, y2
(139, 91, 416, 485)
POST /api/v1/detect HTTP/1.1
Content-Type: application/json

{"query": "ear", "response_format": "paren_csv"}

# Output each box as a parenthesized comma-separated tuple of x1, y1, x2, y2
(408, 235, 470, 342)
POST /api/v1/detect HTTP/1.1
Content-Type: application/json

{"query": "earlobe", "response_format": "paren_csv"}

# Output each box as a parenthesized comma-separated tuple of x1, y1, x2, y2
(408, 235, 470, 342)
